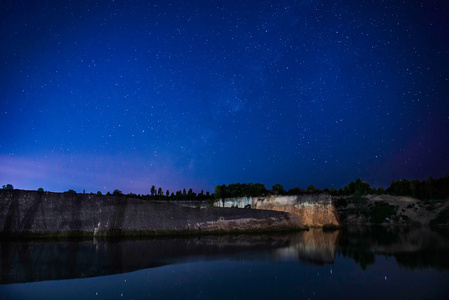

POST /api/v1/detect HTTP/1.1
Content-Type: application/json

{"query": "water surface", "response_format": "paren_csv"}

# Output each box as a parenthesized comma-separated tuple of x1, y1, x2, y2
(1, 227, 448, 299)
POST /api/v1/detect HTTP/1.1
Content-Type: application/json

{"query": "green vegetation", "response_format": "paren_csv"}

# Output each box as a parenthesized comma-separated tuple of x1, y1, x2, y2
(112, 189, 123, 196)
(90, 185, 212, 202)
(2, 184, 13, 190)
(212, 173, 449, 202)
(214, 183, 268, 199)
(4, 172, 448, 204)
(430, 207, 449, 226)
(368, 201, 398, 224)
(386, 174, 449, 200)
(271, 183, 285, 195)
(334, 198, 348, 208)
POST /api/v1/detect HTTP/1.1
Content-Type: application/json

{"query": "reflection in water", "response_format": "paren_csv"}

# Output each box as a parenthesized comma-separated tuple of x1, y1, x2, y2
(0, 227, 449, 284)
(0, 230, 339, 284)
(274, 229, 339, 264)
(339, 226, 449, 270)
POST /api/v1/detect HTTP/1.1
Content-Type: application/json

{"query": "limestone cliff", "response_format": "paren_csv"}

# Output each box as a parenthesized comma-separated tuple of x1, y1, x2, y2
(0, 190, 304, 237)
(215, 194, 341, 227)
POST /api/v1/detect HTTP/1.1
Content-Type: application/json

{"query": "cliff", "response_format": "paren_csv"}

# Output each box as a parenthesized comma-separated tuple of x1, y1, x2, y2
(0, 190, 304, 237)
(214, 194, 341, 227)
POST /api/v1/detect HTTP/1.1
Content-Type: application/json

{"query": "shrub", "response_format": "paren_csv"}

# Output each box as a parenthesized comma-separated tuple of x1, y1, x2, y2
(430, 207, 449, 226)
(113, 189, 123, 196)
(334, 198, 348, 208)
(369, 201, 398, 224)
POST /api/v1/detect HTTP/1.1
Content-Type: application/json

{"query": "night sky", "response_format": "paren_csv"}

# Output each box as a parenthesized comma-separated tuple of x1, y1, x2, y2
(1, 0, 448, 194)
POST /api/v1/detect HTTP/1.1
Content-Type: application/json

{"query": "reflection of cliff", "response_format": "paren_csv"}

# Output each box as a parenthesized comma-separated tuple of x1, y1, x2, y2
(3, 227, 448, 284)
(215, 194, 341, 227)
(0, 231, 341, 284)
(274, 229, 339, 265)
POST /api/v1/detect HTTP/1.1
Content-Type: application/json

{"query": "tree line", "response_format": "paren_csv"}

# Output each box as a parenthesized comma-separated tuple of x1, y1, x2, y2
(3, 172, 449, 201)
(213, 173, 449, 201)
(96, 185, 211, 201)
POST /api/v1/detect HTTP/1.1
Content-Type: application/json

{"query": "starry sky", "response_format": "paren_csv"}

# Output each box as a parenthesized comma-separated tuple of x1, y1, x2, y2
(1, 0, 448, 194)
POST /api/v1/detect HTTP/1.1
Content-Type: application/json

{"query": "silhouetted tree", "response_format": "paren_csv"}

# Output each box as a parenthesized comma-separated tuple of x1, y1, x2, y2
(288, 187, 303, 195)
(271, 184, 285, 195)
(151, 185, 156, 197)
(307, 184, 316, 192)
(158, 187, 163, 197)
(113, 189, 123, 196)
(214, 185, 224, 199)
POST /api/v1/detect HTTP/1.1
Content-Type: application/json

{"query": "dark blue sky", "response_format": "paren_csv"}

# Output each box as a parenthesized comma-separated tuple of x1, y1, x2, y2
(1, 0, 448, 194)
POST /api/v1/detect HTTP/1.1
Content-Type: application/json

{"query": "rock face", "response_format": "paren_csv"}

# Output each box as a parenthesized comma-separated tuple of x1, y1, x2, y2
(334, 194, 449, 225)
(0, 190, 304, 237)
(215, 194, 341, 227)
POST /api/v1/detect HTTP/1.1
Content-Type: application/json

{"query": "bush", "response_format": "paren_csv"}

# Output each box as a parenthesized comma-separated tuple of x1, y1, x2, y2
(430, 207, 449, 226)
(113, 189, 123, 196)
(401, 215, 410, 220)
(2, 184, 13, 190)
(334, 198, 348, 208)
(369, 201, 398, 224)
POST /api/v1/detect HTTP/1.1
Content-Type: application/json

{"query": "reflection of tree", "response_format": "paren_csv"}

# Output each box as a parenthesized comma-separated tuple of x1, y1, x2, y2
(366, 226, 402, 245)
(394, 227, 449, 270)
(338, 226, 449, 271)
(338, 229, 375, 270)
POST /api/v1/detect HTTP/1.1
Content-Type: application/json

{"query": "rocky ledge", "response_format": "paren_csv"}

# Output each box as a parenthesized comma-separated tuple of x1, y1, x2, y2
(215, 194, 341, 227)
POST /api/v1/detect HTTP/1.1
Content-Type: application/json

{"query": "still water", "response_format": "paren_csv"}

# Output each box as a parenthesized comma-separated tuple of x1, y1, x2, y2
(1, 227, 448, 299)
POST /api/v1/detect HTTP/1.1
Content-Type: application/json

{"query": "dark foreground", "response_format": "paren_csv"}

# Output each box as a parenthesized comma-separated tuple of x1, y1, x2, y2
(1, 226, 448, 299)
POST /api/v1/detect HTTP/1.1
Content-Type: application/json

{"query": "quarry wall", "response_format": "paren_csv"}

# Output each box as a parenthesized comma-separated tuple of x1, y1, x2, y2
(214, 194, 341, 227)
(0, 190, 304, 237)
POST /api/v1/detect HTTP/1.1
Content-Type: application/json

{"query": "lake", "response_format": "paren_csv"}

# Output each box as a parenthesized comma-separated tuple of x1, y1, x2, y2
(1, 226, 448, 299)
